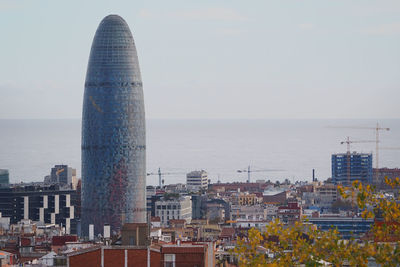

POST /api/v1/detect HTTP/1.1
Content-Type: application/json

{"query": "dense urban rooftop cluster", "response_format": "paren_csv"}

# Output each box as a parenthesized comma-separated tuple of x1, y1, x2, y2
(0, 164, 398, 266)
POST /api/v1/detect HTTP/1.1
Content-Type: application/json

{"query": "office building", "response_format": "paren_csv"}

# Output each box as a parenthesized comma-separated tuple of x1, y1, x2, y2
(146, 186, 163, 217)
(146, 186, 156, 215)
(81, 15, 146, 235)
(0, 184, 80, 234)
(332, 152, 373, 185)
(191, 195, 207, 219)
(155, 196, 192, 226)
(308, 217, 373, 239)
(49, 165, 73, 186)
(0, 169, 9, 187)
(187, 170, 208, 192)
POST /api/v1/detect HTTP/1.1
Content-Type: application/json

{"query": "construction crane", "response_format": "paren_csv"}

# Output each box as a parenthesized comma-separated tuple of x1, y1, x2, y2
(329, 123, 390, 170)
(237, 165, 284, 183)
(146, 168, 186, 188)
(340, 137, 375, 186)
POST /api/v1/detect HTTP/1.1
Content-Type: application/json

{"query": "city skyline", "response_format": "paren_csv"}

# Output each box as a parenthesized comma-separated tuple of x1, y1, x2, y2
(0, 2, 399, 265)
(0, 0, 399, 120)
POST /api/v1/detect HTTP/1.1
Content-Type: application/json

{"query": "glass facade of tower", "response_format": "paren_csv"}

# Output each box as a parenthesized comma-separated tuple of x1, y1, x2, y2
(81, 15, 146, 236)
(332, 152, 373, 186)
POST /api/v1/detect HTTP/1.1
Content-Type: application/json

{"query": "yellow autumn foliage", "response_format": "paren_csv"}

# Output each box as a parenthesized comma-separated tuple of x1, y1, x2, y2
(234, 177, 400, 266)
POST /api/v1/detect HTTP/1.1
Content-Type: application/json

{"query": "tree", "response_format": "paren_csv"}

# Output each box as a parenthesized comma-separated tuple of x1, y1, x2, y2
(331, 198, 353, 212)
(234, 177, 400, 266)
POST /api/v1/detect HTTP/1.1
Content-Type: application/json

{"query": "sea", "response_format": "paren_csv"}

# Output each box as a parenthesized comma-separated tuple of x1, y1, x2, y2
(0, 119, 399, 186)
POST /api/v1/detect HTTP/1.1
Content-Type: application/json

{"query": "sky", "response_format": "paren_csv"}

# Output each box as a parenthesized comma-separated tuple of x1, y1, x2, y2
(0, 0, 399, 119)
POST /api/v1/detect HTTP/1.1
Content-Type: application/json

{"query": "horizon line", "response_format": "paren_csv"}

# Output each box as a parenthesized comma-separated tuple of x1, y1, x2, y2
(0, 117, 399, 121)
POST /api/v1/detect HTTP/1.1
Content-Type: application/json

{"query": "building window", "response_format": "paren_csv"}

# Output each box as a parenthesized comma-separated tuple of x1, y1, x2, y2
(164, 254, 175, 267)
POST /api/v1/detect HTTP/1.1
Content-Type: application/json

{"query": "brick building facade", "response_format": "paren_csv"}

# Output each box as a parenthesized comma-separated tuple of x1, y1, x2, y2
(67, 242, 214, 267)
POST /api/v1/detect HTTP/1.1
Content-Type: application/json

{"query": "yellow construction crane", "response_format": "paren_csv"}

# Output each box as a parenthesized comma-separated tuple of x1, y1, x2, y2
(340, 137, 375, 185)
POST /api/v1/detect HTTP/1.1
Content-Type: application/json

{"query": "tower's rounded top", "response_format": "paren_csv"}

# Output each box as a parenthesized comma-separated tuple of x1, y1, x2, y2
(98, 14, 129, 29)
(101, 14, 126, 23)
(92, 14, 134, 47)
(85, 13, 142, 84)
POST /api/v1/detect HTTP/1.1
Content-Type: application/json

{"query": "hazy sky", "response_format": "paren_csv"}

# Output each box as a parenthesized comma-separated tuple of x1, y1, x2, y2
(0, 0, 399, 119)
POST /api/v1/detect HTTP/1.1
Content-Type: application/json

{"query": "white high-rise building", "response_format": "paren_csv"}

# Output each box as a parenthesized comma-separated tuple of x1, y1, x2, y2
(186, 170, 208, 192)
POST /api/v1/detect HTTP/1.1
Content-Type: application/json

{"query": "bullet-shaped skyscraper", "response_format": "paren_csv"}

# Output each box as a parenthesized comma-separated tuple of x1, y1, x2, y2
(81, 15, 146, 236)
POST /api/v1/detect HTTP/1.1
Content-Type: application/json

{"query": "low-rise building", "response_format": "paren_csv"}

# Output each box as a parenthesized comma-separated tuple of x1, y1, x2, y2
(0, 212, 10, 232)
(155, 195, 192, 226)
(237, 193, 261, 206)
(198, 224, 221, 241)
(206, 203, 225, 222)
(231, 205, 265, 221)
(210, 182, 270, 193)
(164, 183, 187, 194)
(0, 250, 16, 266)
(66, 241, 215, 267)
(236, 220, 270, 229)
(314, 183, 337, 209)
(277, 201, 302, 224)
(264, 204, 278, 221)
